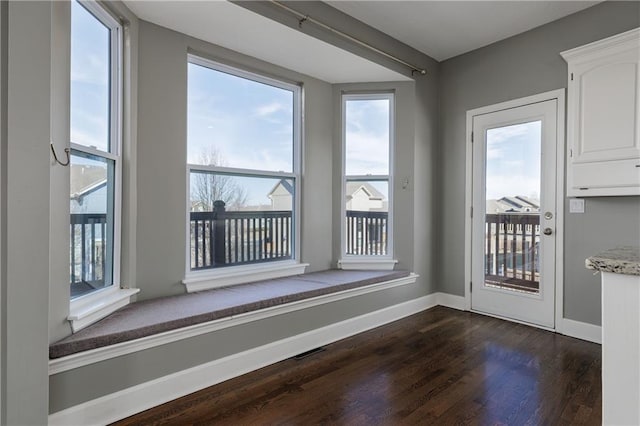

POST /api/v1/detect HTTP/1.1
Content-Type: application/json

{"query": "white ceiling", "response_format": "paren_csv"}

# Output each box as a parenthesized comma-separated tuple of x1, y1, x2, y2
(124, 1, 411, 83)
(328, 1, 601, 61)
(125, 1, 601, 82)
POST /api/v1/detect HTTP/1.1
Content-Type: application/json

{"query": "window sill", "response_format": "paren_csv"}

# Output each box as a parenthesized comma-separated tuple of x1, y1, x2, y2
(69, 287, 140, 333)
(183, 261, 310, 293)
(337, 258, 398, 271)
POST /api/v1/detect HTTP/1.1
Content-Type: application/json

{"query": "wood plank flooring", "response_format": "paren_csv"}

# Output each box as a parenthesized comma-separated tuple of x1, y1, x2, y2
(112, 307, 601, 425)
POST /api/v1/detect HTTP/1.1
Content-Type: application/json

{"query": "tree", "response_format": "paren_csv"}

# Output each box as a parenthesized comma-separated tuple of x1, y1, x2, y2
(191, 148, 248, 211)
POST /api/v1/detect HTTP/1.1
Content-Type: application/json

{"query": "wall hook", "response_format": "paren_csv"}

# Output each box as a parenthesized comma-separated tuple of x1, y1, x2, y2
(50, 143, 71, 167)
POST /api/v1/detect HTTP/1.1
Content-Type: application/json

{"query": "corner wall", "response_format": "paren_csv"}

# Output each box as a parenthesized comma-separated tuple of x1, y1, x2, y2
(438, 1, 640, 325)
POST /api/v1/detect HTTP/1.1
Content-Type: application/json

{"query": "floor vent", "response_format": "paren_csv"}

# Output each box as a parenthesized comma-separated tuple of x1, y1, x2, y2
(293, 347, 325, 360)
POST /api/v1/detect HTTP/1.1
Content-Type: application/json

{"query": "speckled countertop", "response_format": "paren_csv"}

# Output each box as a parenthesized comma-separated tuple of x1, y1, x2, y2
(586, 246, 640, 276)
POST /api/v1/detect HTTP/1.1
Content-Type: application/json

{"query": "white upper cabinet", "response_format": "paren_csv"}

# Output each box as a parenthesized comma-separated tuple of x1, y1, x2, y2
(561, 28, 640, 197)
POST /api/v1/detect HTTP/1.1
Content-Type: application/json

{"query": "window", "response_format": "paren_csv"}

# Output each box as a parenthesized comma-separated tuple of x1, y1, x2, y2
(341, 93, 394, 263)
(186, 56, 301, 281)
(69, 0, 122, 300)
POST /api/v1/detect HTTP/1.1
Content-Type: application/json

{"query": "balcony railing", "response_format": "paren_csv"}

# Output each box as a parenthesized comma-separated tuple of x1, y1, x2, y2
(190, 201, 292, 270)
(485, 213, 540, 293)
(345, 210, 389, 256)
(70, 213, 107, 297)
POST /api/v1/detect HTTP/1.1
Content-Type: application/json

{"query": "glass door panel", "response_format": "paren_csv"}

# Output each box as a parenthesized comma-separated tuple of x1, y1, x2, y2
(484, 121, 541, 294)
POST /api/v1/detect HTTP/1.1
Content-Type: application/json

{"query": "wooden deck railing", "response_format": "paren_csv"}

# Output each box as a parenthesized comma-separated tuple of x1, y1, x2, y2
(190, 201, 292, 270)
(485, 213, 540, 292)
(345, 210, 389, 256)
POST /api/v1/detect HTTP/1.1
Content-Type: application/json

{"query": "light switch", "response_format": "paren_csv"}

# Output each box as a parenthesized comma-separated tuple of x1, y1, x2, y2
(569, 198, 585, 213)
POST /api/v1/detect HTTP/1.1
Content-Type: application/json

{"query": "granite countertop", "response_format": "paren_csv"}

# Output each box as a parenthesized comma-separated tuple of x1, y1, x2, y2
(586, 246, 640, 276)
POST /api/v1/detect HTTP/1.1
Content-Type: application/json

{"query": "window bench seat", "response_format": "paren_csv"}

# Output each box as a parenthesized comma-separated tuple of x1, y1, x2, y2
(50, 269, 412, 360)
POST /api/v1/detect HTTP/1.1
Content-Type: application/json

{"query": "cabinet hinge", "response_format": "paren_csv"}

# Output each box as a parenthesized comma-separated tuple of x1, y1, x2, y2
(470, 206, 473, 218)
(471, 132, 474, 143)
(571, 73, 574, 81)
(470, 281, 473, 293)
(570, 148, 573, 158)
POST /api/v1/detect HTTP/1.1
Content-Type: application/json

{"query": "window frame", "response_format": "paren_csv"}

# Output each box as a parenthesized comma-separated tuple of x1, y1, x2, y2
(340, 92, 396, 269)
(183, 55, 305, 290)
(69, 0, 128, 321)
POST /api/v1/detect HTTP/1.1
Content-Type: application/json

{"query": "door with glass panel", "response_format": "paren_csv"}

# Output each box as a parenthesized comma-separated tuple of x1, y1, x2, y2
(471, 99, 558, 328)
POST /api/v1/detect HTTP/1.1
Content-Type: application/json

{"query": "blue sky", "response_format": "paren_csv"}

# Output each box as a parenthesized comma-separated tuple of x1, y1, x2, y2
(485, 121, 541, 201)
(188, 66, 391, 206)
(71, 0, 390, 209)
(70, 0, 110, 152)
(188, 63, 294, 172)
(345, 99, 390, 176)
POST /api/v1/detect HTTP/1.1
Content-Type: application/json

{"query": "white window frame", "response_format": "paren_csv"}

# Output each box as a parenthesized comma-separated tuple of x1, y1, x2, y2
(339, 92, 397, 271)
(68, 0, 137, 332)
(183, 55, 306, 292)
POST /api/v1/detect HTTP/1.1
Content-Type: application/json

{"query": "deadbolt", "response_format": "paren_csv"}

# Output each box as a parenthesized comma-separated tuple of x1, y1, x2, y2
(544, 212, 553, 220)
(543, 228, 553, 235)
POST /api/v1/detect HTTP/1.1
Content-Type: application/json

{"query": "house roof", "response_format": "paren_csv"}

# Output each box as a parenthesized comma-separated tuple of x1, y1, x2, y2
(346, 182, 384, 200)
(70, 178, 107, 202)
(486, 196, 540, 213)
(267, 179, 386, 202)
(267, 179, 295, 197)
(70, 164, 107, 195)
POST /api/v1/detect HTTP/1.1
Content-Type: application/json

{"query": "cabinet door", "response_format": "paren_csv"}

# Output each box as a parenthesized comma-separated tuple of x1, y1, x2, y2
(569, 47, 639, 165)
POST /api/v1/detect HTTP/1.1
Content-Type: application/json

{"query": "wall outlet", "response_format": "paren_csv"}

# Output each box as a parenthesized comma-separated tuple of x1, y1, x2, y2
(569, 198, 585, 213)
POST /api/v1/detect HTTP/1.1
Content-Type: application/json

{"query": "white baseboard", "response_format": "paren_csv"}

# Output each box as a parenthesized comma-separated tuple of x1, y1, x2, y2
(49, 293, 439, 426)
(436, 292, 466, 310)
(561, 318, 602, 344)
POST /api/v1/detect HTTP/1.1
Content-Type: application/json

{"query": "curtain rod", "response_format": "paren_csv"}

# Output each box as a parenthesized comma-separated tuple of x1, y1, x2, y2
(270, 1, 428, 76)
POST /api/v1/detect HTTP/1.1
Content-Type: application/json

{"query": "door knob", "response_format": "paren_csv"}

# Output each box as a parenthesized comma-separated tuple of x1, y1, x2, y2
(543, 228, 553, 235)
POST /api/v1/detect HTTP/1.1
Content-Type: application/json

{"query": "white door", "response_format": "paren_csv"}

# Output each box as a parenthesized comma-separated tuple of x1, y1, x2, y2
(471, 99, 558, 328)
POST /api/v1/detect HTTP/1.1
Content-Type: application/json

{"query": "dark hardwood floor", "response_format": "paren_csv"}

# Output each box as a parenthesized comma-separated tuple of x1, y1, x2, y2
(112, 307, 601, 425)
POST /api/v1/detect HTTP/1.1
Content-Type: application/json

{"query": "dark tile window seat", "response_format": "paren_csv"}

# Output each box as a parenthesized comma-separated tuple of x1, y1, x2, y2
(50, 269, 410, 359)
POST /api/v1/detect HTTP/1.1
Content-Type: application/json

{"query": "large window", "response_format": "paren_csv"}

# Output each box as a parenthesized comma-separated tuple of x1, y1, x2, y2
(69, 0, 122, 299)
(342, 93, 394, 259)
(187, 56, 300, 275)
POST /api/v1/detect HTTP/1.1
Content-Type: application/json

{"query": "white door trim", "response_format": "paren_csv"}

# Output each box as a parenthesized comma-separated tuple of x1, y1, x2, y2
(464, 89, 565, 330)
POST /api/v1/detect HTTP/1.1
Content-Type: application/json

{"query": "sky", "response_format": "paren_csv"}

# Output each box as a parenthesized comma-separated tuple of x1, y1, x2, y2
(485, 121, 541, 201)
(70, 0, 111, 216)
(70, 0, 110, 153)
(345, 99, 390, 176)
(70, 0, 391, 209)
(188, 65, 391, 207)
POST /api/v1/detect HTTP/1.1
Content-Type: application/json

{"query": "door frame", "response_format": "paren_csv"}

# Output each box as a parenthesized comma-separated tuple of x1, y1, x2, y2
(464, 89, 566, 331)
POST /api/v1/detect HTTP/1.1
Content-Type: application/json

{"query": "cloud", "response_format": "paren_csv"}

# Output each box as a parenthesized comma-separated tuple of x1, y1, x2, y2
(254, 102, 286, 118)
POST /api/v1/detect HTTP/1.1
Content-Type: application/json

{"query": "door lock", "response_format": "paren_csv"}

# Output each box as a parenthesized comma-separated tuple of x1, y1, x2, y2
(543, 228, 553, 235)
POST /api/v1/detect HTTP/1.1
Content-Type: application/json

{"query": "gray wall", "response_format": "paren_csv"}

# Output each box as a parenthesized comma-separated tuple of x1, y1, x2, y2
(0, 0, 6, 421)
(438, 1, 640, 326)
(5, 2, 52, 424)
(49, 19, 438, 413)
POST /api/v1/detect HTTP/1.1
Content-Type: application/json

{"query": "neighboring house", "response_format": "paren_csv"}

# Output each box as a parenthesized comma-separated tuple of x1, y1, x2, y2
(267, 179, 295, 210)
(70, 164, 107, 214)
(486, 195, 540, 214)
(345, 181, 387, 211)
(268, 179, 388, 212)
(70, 179, 107, 214)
